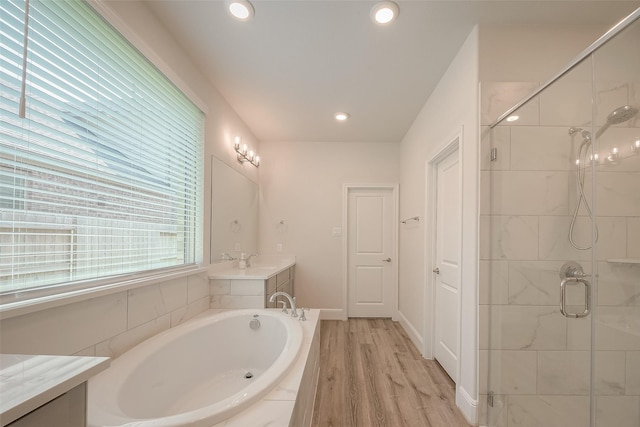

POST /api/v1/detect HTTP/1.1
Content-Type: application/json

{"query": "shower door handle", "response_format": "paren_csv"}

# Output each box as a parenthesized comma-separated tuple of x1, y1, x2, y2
(560, 277, 591, 318)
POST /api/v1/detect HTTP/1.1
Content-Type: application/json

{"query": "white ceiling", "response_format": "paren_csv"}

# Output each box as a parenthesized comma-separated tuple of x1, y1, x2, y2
(143, 1, 639, 142)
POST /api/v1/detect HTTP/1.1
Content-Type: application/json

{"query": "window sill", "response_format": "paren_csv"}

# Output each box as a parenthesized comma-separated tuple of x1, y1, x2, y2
(0, 266, 208, 321)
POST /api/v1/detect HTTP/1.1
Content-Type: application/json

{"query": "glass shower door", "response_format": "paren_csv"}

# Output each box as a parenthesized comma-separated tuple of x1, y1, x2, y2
(591, 17, 640, 427)
(482, 55, 596, 426)
(481, 12, 640, 427)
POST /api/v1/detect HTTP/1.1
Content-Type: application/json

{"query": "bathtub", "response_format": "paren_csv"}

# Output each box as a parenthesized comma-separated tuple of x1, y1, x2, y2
(87, 309, 305, 427)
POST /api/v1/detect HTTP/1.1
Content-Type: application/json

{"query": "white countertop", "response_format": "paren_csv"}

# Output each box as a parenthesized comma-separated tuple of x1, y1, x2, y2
(0, 354, 110, 425)
(208, 256, 295, 280)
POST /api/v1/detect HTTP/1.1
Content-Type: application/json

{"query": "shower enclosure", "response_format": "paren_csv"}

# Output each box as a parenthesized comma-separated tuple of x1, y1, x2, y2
(481, 8, 640, 427)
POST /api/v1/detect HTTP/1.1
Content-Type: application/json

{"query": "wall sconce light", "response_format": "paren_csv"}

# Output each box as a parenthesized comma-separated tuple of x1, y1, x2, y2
(234, 136, 260, 167)
(632, 139, 640, 154)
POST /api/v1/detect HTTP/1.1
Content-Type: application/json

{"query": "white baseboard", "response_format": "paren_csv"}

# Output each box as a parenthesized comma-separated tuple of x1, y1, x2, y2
(396, 310, 424, 355)
(456, 385, 478, 425)
(319, 308, 346, 320)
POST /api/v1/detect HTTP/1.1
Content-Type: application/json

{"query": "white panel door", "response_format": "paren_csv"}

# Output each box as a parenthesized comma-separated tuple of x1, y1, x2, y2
(347, 188, 396, 318)
(434, 148, 461, 381)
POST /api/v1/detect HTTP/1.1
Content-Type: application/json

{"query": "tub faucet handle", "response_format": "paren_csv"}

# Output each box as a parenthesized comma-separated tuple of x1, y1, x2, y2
(278, 300, 288, 314)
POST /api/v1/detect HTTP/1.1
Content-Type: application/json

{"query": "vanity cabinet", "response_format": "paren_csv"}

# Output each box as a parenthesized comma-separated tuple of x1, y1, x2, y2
(6, 383, 86, 427)
(266, 265, 294, 308)
(0, 354, 109, 427)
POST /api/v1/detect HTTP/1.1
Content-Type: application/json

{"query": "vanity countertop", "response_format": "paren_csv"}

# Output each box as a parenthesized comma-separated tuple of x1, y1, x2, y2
(0, 354, 110, 425)
(208, 256, 295, 280)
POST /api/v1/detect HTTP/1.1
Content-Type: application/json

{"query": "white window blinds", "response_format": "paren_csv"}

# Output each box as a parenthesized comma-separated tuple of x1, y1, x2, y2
(0, 0, 204, 294)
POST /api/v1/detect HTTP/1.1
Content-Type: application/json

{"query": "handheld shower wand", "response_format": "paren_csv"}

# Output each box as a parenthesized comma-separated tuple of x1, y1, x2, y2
(567, 105, 637, 250)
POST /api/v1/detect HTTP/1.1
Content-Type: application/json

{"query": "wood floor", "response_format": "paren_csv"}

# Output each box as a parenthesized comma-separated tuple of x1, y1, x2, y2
(311, 318, 473, 427)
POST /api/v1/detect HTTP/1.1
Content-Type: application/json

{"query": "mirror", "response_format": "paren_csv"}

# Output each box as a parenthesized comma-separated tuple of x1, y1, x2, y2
(210, 156, 258, 263)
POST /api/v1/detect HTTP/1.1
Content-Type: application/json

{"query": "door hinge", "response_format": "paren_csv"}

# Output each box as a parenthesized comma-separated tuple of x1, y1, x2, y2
(490, 148, 498, 162)
(487, 391, 494, 407)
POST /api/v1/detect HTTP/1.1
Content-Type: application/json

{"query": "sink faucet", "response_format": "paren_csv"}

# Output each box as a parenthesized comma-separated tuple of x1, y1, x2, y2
(269, 292, 297, 317)
(246, 253, 258, 267)
(220, 252, 236, 261)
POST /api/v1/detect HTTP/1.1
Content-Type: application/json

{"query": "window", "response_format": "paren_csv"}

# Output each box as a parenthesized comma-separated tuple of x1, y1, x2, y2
(0, 0, 204, 295)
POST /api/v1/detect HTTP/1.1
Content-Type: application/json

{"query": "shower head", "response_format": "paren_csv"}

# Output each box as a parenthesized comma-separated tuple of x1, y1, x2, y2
(607, 105, 638, 125)
(595, 105, 638, 138)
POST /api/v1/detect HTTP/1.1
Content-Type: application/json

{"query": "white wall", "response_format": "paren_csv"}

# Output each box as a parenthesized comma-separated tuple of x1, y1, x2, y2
(258, 141, 400, 314)
(397, 27, 480, 423)
(0, 1, 259, 358)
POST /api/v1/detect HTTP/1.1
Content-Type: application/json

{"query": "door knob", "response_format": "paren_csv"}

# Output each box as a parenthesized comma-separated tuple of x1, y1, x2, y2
(433, 267, 440, 274)
(382, 258, 391, 262)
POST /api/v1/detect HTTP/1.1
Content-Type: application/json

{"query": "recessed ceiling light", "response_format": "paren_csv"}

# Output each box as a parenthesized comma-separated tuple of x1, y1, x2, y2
(228, 0, 254, 21)
(335, 112, 350, 122)
(371, 1, 399, 25)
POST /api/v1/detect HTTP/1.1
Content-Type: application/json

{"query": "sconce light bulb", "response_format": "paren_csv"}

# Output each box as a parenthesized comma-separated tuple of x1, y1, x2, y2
(248, 150, 254, 160)
(255, 156, 260, 166)
(234, 136, 241, 149)
(612, 147, 619, 155)
(634, 139, 640, 153)
(242, 144, 248, 155)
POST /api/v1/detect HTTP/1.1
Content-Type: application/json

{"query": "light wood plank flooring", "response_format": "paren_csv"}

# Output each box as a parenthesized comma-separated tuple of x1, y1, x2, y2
(311, 318, 473, 427)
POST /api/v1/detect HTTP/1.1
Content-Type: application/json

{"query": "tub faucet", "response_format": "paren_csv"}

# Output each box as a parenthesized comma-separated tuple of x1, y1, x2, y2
(269, 292, 297, 317)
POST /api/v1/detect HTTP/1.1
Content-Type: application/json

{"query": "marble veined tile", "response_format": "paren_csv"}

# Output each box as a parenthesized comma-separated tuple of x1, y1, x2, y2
(538, 216, 627, 261)
(187, 273, 209, 303)
(95, 313, 171, 359)
(480, 350, 537, 395)
(596, 396, 640, 427)
(483, 215, 539, 261)
(211, 279, 231, 296)
(593, 171, 640, 217)
(488, 171, 570, 216)
(597, 261, 640, 306)
(171, 296, 210, 327)
(538, 350, 626, 395)
(537, 351, 590, 395)
(481, 81, 540, 126)
(628, 218, 640, 258)
(488, 305, 567, 350)
(212, 400, 294, 427)
(508, 261, 566, 305)
(127, 277, 188, 329)
(510, 126, 574, 172)
(507, 395, 590, 427)
(479, 260, 509, 305)
(0, 292, 127, 355)
(595, 306, 640, 350)
(626, 351, 640, 394)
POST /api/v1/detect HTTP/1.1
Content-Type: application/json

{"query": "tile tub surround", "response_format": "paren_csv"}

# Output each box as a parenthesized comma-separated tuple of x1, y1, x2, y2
(0, 354, 110, 425)
(0, 272, 210, 359)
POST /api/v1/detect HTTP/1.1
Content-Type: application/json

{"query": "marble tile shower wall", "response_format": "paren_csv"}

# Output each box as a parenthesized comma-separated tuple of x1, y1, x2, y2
(479, 82, 640, 427)
(0, 273, 210, 359)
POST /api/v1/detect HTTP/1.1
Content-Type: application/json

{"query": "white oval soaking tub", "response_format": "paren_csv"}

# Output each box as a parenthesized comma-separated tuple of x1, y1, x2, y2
(88, 309, 303, 427)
